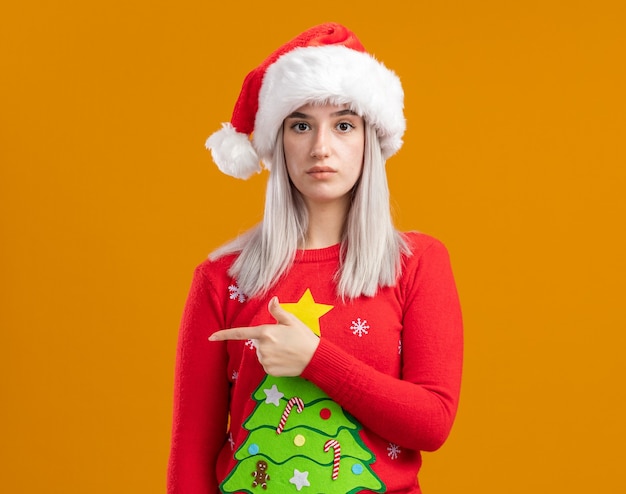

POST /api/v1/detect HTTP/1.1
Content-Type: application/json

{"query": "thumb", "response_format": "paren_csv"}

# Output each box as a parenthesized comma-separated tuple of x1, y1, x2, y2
(268, 296, 294, 325)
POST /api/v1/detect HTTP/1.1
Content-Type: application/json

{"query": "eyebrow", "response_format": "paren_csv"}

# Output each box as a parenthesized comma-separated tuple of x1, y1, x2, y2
(285, 109, 359, 119)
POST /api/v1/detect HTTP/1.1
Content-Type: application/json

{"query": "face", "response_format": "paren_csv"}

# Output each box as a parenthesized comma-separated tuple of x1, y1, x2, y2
(282, 103, 365, 211)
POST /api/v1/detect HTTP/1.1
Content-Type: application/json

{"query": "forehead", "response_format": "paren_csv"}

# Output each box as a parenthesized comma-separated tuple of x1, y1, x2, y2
(287, 102, 361, 119)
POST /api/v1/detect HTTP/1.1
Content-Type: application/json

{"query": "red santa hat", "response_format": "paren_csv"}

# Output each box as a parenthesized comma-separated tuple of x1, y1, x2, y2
(206, 22, 405, 179)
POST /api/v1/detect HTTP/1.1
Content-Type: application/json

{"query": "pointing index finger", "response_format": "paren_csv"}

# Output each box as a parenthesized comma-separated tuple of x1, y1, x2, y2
(209, 326, 262, 342)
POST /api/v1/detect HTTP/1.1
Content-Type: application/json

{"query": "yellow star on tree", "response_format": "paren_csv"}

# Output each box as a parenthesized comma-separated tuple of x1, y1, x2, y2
(280, 289, 334, 337)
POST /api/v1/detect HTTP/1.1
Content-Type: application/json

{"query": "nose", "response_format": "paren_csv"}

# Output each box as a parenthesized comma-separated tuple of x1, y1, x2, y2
(310, 128, 330, 159)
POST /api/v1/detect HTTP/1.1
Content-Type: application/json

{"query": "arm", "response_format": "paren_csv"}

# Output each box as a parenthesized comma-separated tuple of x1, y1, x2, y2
(301, 239, 463, 452)
(168, 266, 230, 493)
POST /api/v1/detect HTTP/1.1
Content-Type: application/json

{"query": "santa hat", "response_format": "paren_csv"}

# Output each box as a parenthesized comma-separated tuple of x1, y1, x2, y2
(206, 23, 405, 179)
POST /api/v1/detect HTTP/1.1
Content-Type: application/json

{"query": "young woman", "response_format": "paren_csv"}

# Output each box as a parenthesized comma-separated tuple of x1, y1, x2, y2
(168, 23, 463, 494)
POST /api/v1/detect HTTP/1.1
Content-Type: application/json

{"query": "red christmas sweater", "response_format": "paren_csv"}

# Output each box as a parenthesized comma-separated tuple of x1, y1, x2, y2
(168, 232, 463, 493)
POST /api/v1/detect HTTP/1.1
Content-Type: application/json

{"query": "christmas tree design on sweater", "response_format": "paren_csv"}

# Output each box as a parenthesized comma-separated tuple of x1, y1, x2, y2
(220, 289, 385, 493)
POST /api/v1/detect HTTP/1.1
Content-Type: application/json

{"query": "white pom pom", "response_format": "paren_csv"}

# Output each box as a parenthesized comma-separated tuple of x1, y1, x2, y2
(205, 123, 262, 179)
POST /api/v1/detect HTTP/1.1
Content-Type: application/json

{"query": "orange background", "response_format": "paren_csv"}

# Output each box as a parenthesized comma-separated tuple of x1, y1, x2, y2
(1, 1, 625, 492)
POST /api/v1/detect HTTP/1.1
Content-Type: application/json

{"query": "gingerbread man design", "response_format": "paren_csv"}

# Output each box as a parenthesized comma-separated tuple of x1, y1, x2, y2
(251, 460, 270, 489)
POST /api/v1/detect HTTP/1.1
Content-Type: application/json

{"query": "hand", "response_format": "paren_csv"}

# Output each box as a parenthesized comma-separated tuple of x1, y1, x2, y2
(208, 296, 320, 377)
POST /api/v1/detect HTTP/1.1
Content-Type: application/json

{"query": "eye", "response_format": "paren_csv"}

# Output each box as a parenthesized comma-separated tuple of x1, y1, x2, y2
(291, 122, 311, 133)
(336, 121, 355, 133)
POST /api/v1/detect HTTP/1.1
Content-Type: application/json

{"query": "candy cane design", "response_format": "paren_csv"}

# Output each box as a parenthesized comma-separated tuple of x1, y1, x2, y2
(276, 397, 305, 434)
(324, 439, 341, 480)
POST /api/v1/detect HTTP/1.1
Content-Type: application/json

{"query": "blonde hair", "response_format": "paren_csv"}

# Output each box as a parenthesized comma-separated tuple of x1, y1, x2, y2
(210, 123, 409, 299)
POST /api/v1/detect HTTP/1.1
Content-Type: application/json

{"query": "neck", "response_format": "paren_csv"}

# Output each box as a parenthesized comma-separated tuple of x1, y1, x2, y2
(301, 199, 349, 249)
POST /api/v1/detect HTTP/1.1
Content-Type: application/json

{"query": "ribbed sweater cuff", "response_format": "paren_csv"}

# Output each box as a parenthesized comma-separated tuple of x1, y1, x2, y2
(301, 338, 356, 397)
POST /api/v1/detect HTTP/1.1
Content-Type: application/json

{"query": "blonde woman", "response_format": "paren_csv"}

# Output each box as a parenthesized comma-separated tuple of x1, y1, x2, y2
(168, 23, 463, 494)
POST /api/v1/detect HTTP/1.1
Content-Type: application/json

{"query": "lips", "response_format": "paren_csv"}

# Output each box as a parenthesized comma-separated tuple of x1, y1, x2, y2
(307, 166, 336, 174)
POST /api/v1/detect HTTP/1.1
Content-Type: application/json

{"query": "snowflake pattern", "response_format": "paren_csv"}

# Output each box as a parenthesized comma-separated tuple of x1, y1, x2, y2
(228, 433, 235, 451)
(398, 338, 402, 355)
(387, 443, 401, 460)
(228, 283, 247, 303)
(245, 339, 256, 350)
(350, 318, 370, 337)
(231, 370, 239, 381)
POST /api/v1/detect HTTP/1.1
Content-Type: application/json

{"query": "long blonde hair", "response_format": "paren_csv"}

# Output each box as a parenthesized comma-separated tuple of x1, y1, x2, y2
(210, 122, 409, 299)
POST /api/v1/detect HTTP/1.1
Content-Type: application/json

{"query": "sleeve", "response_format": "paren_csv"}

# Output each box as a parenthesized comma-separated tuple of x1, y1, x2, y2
(167, 265, 230, 493)
(301, 238, 463, 452)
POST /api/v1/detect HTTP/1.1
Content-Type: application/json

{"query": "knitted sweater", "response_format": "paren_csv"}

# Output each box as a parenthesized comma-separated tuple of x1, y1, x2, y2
(168, 232, 463, 493)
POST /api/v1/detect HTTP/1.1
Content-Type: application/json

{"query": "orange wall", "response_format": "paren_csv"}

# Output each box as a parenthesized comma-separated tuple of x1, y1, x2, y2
(1, 1, 625, 492)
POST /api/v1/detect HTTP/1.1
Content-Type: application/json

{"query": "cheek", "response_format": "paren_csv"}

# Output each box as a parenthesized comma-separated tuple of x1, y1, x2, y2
(284, 153, 298, 181)
(346, 142, 365, 171)
(283, 139, 304, 170)
(348, 131, 365, 160)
